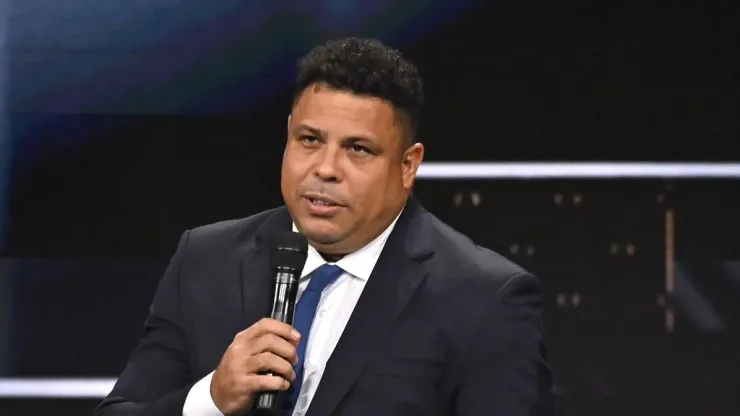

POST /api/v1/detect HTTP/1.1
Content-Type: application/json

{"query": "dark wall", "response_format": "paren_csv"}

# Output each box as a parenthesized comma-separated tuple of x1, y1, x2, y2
(6, 2, 739, 256)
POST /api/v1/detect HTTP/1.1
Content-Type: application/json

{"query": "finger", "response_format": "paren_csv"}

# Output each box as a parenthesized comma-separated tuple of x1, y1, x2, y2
(246, 374, 291, 393)
(238, 318, 301, 345)
(246, 352, 297, 382)
(247, 333, 298, 365)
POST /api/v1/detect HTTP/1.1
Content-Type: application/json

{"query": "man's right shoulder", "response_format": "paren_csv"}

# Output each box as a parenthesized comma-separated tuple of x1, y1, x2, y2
(178, 206, 286, 253)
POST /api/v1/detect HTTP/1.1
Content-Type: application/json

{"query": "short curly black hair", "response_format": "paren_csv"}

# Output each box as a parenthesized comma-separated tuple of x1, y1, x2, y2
(294, 37, 424, 145)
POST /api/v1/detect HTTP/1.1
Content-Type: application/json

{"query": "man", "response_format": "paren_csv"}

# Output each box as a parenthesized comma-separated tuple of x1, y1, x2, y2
(95, 37, 554, 416)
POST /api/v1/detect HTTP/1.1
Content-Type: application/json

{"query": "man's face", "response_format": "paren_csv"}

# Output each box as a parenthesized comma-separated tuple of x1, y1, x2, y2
(281, 84, 423, 255)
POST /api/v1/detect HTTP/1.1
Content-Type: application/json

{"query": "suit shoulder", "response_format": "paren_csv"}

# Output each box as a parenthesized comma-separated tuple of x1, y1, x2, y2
(183, 207, 284, 248)
(428, 214, 530, 287)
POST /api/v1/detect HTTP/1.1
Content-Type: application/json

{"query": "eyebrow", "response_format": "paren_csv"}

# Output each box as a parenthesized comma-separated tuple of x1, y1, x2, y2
(295, 123, 378, 143)
(295, 124, 326, 138)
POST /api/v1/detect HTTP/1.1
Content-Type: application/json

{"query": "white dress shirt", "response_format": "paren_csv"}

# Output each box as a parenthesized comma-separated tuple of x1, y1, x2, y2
(183, 211, 401, 416)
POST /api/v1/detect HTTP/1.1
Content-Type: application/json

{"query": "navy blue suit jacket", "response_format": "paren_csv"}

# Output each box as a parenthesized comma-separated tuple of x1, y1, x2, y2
(96, 197, 554, 415)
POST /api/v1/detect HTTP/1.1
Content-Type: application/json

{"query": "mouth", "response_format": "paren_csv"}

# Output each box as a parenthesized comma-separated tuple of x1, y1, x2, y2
(301, 193, 346, 217)
(303, 193, 344, 207)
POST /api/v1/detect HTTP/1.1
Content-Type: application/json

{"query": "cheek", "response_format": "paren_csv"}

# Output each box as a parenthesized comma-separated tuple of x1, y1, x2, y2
(348, 172, 389, 208)
(282, 150, 307, 186)
(281, 170, 301, 204)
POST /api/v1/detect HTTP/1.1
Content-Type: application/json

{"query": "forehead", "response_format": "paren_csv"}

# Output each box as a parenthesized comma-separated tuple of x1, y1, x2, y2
(292, 85, 401, 137)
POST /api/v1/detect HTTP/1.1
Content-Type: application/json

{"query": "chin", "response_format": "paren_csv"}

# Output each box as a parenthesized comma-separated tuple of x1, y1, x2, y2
(299, 217, 344, 245)
(308, 233, 343, 246)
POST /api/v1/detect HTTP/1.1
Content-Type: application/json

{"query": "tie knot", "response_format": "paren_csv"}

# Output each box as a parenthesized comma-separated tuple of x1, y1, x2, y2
(305, 264, 344, 294)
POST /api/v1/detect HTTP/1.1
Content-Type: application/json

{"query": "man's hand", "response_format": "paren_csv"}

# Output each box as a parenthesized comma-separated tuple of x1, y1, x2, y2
(210, 318, 301, 415)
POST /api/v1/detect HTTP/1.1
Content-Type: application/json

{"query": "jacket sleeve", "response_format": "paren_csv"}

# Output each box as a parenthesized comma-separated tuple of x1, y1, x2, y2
(95, 231, 196, 415)
(454, 271, 555, 415)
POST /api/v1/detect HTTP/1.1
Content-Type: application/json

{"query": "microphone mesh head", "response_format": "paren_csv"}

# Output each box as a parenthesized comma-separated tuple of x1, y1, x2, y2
(275, 231, 308, 272)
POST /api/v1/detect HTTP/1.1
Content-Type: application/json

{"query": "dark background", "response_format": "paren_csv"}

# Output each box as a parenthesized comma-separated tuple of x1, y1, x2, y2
(1, 1, 739, 415)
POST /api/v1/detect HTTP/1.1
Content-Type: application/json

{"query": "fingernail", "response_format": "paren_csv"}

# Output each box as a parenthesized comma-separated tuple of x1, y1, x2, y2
(291, 329, 300, 340)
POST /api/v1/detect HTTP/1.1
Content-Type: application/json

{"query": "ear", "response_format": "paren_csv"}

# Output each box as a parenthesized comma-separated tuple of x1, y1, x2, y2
(400, 143, 424, 190)
(286, 115, 292, 133)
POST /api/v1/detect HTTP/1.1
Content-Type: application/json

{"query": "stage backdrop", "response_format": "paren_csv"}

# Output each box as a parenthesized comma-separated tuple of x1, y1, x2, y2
(1, 1, 739, 415)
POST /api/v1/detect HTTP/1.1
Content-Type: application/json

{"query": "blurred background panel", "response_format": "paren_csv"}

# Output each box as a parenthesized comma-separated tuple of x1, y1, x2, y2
(0, 0, 738, 415)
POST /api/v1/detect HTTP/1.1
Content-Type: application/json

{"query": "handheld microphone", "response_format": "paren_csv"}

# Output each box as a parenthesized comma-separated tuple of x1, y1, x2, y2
(254, 231, 308, 414)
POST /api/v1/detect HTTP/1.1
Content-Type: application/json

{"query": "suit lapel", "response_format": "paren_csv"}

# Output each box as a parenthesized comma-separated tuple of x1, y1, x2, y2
(305, 197, 434, 416)
(241, 207, 293, 329)
(240, 244, 274, 329)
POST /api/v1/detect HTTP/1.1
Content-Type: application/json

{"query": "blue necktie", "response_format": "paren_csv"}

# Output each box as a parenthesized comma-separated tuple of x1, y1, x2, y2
(284, 264, 344, 414)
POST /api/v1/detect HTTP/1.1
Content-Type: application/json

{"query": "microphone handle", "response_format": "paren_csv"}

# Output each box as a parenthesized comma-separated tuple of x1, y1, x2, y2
(253, 271, 300, 414)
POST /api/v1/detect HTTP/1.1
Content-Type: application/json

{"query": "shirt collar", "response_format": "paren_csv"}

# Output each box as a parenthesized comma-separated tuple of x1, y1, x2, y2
(292, 209, 403, 281)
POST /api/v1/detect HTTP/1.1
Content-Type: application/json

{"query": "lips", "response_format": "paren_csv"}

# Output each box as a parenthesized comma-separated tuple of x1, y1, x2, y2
(303, 193, 343, 207)
(302, 193, 345, 216)
(309, 198, 335, 206)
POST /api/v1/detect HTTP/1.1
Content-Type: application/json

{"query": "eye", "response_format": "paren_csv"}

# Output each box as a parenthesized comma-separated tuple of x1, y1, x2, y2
(349, 144, 371, 154)
(299, 135, 319, 145)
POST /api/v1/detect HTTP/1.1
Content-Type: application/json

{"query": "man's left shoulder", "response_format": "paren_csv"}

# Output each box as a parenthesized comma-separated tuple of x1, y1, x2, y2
(426, 214, 535, 293)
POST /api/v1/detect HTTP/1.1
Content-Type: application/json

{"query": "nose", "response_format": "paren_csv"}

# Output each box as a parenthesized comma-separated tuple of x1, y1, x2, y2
(313, 145, 341, 182)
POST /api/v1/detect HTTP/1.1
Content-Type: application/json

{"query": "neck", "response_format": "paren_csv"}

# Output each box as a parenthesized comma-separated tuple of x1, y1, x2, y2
(319, 252, 345, 263)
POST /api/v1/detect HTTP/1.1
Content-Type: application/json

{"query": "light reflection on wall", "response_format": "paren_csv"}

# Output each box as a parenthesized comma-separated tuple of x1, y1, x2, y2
(0, 0, 11, 376)
(0, 0, 8, 243)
